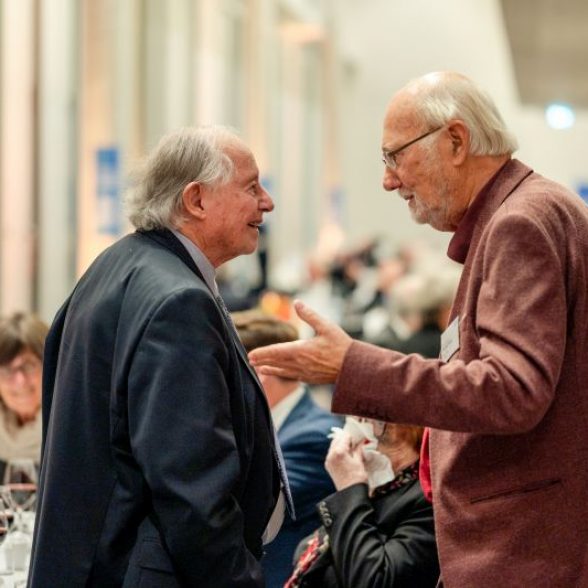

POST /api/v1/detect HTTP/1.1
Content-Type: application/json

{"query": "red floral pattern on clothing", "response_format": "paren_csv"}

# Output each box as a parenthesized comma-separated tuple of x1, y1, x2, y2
(284, 529, 330, 588)
(285, 462, 419, 587)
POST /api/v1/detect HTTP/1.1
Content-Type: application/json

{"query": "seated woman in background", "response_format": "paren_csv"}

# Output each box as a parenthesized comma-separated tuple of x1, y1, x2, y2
(286, 420, 439, 588)
(0, 312, 48, 480)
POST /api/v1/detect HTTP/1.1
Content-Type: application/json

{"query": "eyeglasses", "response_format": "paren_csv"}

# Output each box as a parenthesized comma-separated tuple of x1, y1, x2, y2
(0, 360, 40, 381)
(382, 126, 443, 170)
(359, 417, 387, 438)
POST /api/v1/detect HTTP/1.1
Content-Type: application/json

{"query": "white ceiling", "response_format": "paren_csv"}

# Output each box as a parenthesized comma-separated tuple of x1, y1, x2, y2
(500, 0, 588, 108)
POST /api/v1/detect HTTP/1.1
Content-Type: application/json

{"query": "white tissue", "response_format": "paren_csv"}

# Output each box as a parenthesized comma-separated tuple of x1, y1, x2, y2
(329, 416, 395, 490)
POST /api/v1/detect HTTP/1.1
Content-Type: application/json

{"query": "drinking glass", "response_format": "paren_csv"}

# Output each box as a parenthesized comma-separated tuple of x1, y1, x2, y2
(0, 484, 32, 578)
(3, 460, 37, 533)
(0, 496, 9, 548)
(0, 494, 14, 579)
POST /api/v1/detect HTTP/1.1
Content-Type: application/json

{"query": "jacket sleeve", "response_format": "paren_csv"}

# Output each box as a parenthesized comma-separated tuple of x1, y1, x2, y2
(333, 211, 567, 434)
(40, 298, 70, 453)
(127, 287, 263, 587)
(319, 482, 439, 588)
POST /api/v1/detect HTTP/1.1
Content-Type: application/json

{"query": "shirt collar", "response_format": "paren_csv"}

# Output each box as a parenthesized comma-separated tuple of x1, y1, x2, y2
(447, 159, 533, 264)
(171, 229, 217, 294)
(271, 385, 306, 431)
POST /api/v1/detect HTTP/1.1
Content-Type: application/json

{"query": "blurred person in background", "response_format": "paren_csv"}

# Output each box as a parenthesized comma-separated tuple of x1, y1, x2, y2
(250, 71, 588, 586)
(331, 240, 382, 339)
(285, 421, 438, 587)
(373, 263, 461, 358)
(233, 310, 342, 588)
(0, 312, 48, 480)
(29, 126, 290, 588)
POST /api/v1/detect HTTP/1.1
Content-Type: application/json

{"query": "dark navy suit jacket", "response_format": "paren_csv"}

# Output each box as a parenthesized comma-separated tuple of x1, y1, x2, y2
(28, 230, 280, 587)
(262, 389, 341, 587)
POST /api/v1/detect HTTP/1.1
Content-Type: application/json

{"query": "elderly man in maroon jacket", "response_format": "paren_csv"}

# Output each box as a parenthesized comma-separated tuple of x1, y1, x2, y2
(250, 71, 588, 587)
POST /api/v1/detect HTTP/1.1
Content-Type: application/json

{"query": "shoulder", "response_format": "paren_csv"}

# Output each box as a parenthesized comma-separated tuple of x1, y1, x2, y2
(85, 234, 212, 313)
(480, 187, 567, 265)
(492, 172, 588, 239)
(73, 241, 224, 349)
(89, 232, 198, 281)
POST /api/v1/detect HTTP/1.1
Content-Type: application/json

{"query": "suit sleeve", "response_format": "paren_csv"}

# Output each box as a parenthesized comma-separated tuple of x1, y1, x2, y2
(127, 287, 262, 587)
(320, 483, 439, 588)
(333, 211, 567, 434)
(282, 419, 339, 522)
(40, 299, 70, 453)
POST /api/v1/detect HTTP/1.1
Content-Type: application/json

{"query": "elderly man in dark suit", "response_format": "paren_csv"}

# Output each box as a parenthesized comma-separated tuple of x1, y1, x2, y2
(29, 126, 291, 587)
(250, 72, 588, 587)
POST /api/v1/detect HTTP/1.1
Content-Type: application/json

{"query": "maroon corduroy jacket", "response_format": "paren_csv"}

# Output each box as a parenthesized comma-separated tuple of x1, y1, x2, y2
(332, 159, 588, 587)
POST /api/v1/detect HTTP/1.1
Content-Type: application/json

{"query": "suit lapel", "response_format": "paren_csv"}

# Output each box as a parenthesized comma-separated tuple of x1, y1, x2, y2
(138, 229, 294, 512)
(232, 336, 264, 389)
(140, 230, 265, 389)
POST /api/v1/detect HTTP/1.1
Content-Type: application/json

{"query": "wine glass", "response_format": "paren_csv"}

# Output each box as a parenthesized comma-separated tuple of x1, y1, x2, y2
(0, 496, 9, 547)
(3, 460, 37, 533)
(0, 493, 13, 578)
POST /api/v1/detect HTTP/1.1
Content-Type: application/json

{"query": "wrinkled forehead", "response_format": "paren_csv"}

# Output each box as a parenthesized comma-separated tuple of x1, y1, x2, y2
(382, 94, 421, 145)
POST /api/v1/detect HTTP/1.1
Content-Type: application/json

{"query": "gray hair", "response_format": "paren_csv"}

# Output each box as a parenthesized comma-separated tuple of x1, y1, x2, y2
(0, 312, 49, 364)
(125, 125, 242, 231)
(409, 72, 518, 156)
(390, 262, 461, 320)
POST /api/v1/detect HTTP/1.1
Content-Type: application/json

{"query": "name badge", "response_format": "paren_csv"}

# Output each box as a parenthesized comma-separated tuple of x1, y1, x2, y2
(440, 316, 460, 362)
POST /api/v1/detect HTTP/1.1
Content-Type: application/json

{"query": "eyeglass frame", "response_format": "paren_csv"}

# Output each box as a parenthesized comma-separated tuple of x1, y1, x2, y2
(358, 417, 388, 439)
(0, 358, 41, 381)
(382, 126, 443, 170)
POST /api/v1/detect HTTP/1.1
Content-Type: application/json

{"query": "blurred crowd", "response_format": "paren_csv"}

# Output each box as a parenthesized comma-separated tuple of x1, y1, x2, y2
(222, 235, 461, 361)
(0, 236, 453, 586)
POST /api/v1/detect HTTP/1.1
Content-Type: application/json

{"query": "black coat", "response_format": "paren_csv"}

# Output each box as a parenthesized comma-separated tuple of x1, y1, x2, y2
(28, 229, 280, 587)
(296, 479, 439, 588)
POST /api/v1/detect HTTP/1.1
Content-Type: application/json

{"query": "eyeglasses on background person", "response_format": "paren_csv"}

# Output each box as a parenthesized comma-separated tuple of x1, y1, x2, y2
(0, 360, 40, 382)
(358, 417, 388, 438)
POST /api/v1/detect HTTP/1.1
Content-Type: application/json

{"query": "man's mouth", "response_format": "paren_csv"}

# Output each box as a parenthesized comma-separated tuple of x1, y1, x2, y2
(247, 221, 263, 229)
(8, 390, 35, 399)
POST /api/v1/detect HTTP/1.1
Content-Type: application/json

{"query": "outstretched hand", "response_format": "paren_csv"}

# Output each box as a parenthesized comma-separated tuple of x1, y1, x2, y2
(248, 300, 353, 384)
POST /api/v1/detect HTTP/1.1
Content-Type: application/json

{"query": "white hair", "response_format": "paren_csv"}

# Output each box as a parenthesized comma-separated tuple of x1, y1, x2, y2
(409, 72, 518, 156)
(390, 262, 462, 320)
(125, 125, 242, 231)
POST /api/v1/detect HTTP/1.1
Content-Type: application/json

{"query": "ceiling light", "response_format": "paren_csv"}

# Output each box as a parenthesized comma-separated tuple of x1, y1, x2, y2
(545, 103, 575, 130)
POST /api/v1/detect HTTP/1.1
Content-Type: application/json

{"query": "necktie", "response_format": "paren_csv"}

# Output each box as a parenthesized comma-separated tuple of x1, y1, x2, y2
(215, 294, 241, 341)
(215, 294, 295, 520)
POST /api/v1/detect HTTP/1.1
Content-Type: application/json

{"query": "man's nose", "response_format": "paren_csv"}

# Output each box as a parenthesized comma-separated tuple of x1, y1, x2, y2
(260, 188, 274, 212)
(383, 166, 401, 191)
(11, 370, 27, 386)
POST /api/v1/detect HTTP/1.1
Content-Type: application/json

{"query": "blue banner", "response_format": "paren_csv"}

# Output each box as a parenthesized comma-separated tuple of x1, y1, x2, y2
(96, 147, 121, 235)
(577, 183, 588, 206)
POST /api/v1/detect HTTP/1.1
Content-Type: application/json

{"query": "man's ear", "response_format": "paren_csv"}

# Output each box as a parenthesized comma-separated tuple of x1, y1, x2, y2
(446, 120, 469, 165)
(182, 182, 206, 219)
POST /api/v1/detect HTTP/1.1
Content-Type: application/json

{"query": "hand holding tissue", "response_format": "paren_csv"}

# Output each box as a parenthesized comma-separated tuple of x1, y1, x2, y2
(327, 416, 395, 491)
